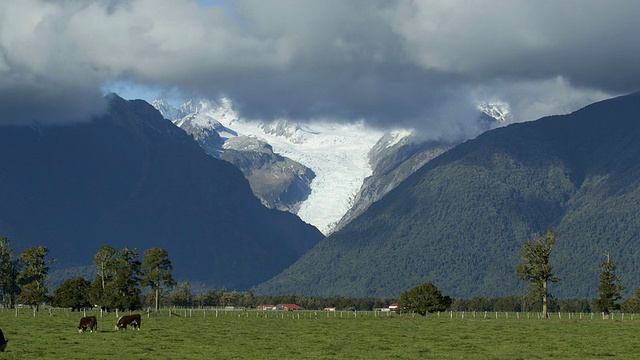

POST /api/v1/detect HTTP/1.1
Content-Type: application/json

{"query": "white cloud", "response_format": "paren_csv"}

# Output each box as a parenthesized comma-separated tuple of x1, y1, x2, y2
(0, 0, 636, 129)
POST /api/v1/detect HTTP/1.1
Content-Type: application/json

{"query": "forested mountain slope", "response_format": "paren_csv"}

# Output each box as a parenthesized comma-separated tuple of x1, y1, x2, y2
(0, 95, 323, 290)
(255, 92, 640, 299)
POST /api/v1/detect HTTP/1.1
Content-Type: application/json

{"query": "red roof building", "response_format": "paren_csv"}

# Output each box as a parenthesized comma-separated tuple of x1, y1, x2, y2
(277, 303, 303, 311)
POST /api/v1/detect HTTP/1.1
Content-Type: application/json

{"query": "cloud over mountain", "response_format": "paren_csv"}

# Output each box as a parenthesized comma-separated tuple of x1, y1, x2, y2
(1, 0, 637, 133)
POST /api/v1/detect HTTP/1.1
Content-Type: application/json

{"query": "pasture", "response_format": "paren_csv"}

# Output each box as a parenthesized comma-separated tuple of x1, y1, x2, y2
(0, 308, 638, 359)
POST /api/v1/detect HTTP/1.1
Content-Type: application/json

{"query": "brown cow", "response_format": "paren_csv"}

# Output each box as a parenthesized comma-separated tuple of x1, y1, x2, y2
(115, 314, 141, 331)
(77, 316, 98, 333)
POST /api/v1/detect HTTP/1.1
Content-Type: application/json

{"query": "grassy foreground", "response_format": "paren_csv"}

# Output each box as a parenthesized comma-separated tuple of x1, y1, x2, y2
(0, 308, 639, 359)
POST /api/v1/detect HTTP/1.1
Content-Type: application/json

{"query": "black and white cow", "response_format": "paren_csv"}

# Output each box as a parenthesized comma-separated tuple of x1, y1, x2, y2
(115, 314, 141, 331)
(77, 316, 98, 333)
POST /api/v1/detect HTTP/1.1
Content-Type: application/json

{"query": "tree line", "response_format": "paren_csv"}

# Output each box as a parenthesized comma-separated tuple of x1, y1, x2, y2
(0, 237, 396, 312)
(0, 238, 176, 312)
(1, 232, 636, 315)
(397, 230, 635, 317)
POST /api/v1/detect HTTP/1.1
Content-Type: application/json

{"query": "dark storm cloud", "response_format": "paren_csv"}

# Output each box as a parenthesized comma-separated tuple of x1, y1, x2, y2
(1, 0, 638, 129)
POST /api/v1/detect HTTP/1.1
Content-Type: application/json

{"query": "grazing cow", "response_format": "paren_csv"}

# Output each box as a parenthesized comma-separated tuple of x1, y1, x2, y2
(77, 316, 98, 333)
(115, 314, 141, 331)
(0, 328, 7, 352)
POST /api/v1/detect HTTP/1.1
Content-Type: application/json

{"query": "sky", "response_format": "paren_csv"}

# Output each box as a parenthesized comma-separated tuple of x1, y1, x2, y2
(0, 0, 638, 137)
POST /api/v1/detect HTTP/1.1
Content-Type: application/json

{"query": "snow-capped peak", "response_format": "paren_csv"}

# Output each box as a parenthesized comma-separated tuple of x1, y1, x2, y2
(476, 100, 512, 123)
(152, 99, 185, 121)
(179, 99, 207, 115)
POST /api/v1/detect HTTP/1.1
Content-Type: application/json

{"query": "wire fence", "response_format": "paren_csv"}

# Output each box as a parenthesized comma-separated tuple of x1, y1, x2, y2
(3, 306, 636, 322)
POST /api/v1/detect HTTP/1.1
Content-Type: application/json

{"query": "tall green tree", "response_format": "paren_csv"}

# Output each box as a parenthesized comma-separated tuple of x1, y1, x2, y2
(516, 229, 559, 318)
(52, 277, 92, 311)
(90, 246, 142, 311)
(397, 282, 451, 316)
(141, 247, 176, 312)
(595, 253, 625, 316)
(108, 247, 142, 311)
(16, 246, 54, 309)
(0, 237, 20, 308)
(90, 245, 118, 308)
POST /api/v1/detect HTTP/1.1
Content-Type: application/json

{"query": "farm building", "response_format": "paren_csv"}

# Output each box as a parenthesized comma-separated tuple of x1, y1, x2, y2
(276, 304, 303, 311)
(257, 304, 276, 310)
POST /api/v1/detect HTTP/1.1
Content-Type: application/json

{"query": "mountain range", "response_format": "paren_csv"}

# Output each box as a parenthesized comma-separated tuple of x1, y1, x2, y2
(4, 90, 635, 300)
(254, 92, 640, 299)
(0, 94, 323, 290)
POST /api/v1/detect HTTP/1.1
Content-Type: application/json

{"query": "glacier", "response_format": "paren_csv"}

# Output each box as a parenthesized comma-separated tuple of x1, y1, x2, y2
(153, 98, 386, 235)
(152, 98, 507, 235)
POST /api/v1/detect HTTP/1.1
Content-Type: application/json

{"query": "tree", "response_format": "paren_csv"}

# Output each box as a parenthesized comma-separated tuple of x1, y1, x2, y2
(241, 290, 255, 308)
(16, 246, 54, 309)
(52, 277, 92, 311)
(594, 253, 625, 316)
(0, 237, 20, 308)
(169, 282, 193, 307)
(141, 247, 176, 312)
(221, 290, 241, 307)
(516, 229, 559, 318)
(107, 247, 142, 311)
(91, 246, 142, 311)
(621, 288, 640, 313)
(397, 282, 451, 315)
(195, 289, 220, 307)
(91, 245, 118, 307)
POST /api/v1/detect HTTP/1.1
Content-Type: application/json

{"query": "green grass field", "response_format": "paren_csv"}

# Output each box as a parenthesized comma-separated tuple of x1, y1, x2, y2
(0, 308, 638, 359)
